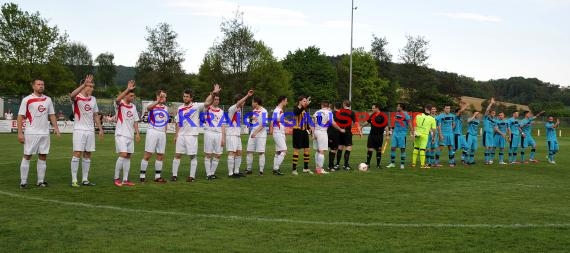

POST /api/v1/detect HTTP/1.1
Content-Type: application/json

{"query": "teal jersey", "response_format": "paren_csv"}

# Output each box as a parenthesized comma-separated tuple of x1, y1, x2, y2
(483, 115, 496, 133)
(508, 117, 521, 135)
(495, 119, 509, 134)
(436, 113, 455, 134)
(520, 118, 534, 135)
(453, 115, 463, 134)
(467, 119, 480, 136)
(546, 122, 557, 141)
(393, 111, 411, 136)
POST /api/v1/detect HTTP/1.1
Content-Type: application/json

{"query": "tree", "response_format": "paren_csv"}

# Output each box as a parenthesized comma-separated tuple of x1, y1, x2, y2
(95, 53, 116, 88)
(399, 35, 430, 66)
(370, 35, 392, 63)
(0, 3, 66, 65)
(135, 22, 185, 98)
(199, 10, 292, 104)
(337, 48, 389, 111)
(282, 46, 338, 107)
(63, 42, 93, 83)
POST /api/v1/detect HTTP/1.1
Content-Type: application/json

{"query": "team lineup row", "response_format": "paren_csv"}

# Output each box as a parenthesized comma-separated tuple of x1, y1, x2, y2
(16, 76, 561, 188)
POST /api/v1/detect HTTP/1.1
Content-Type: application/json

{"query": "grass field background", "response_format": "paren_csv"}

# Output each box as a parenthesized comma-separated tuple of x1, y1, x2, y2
(0, 133, 569, 252)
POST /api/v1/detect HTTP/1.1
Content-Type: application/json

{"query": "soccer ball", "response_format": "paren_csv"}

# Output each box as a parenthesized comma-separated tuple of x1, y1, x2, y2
(358, 163, 369, 172)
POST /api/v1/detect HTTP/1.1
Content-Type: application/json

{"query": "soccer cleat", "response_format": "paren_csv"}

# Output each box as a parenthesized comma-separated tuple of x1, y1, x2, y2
(333, 164, 340, 170)
(462, 161, 469, 166)
(230, 173, 241, 178)
(292, 170, 299, 176)
(376, 166, 381, 170)
(434, 164, 443, 167)
(499, 161, 507, 165)
(186, 176, 195, 182)
(71, 181, 80, 188)
(207, 175, 213, 180)
(170, 176, 178, 182)
(529, 159, 539, 163)
(316, 168, 329, 175)
(37, 181, 48, 187)
(122, 181, 135, 186)
(386, 163, 396, 168)
(302, 169, 314, 174)
(411, 163, 416, 168)
(82, 181, 96, 186)
(549, 160, 557, 164)
(154, 177, 167, 183)
(272, 170, 284, 176)
(19, 184, 27, 189)
(400, 164, 404, 170)
(343, 165, 352, 171)
(211, 175, 218, 180)
(421, 165, 431, 169)
(489, 160, 494, 164)
(511, 162, 520, 165)
(449, 164, 455, 168)
(237, 172, 246, 177)
(259, 171, 264, 176)
(140, 178, 146, 183)
(114, 179, 123, 187)
(245, 169, 253, 175)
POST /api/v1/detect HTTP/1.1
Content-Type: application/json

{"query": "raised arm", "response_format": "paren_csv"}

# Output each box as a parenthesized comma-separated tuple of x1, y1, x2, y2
(70, 75, 93, 101)
(236, 90, 254, 108)
(203, 84, 221, 108)
(485, 97, 495, 115)
(116, 80, 136, 105)
(468, 112, 480, 122)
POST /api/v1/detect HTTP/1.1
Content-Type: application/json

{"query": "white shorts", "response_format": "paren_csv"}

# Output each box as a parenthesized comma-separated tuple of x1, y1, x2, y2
(115, 135, 134, 154)
(176, 135, 198, 155)
(73, 130, 95, 152)
(24, 134, 50, 155)
(273, 132, 287, 151)
(247, 136, 267, 153)
(226, 135, 242, 153)
(313, 131, 328, 151)
(204, 131, 223, 154)
(144, 129, 166, 154)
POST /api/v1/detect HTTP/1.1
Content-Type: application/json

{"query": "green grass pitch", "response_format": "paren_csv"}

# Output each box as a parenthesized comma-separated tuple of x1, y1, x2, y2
(0, 133, 569, 252)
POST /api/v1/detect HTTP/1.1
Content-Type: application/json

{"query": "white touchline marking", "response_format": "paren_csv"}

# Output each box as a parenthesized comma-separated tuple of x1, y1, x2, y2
(1, 190, 569, 228)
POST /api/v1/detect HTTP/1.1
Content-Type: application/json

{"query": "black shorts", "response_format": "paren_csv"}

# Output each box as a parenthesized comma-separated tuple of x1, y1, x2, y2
(328, 130, 340, 150)
(367, 134, 383, 149)
(292, 129, 310, 149)
(339, 131, 353, 146)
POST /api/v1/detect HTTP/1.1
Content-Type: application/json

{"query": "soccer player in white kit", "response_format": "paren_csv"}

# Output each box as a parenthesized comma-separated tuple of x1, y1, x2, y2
(203, 94, 225, 180)
(246, 97, 269, 176)
(225, 90, 254, 178)
(17, 79, 61, 188)
(269, 96, 289, 176)
(140, 90, 168, 183)
(113, 80, 141, 187)
(312, 101, 345, 175)
(171, 85, 220, 182)
(69, 75, 104, 187)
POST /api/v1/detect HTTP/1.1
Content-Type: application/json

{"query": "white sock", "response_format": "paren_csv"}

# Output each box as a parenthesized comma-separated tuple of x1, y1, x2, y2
(82, 158, 91, 182)
(172, 158, 180, 177)
(259, 153, 265, 172)
(71, 156, 80, 183)
(122, 158, 131, 182)
(317, 153, 325, 168)
(190, 157, 197, 178)
(227, 155, 235, 176)
(115, 157, 124, 180)
(274, 152, 285, 170)
(37, 159, 47, 184)
(234, 156, 242, 174)
(211, 157, 220, 175)
(246, 153, 253, 170)
(155, 160, 163, 179)
(140, 159, 148, 179)
(204, 157, 212, 176)
(20, 158, 30, 185)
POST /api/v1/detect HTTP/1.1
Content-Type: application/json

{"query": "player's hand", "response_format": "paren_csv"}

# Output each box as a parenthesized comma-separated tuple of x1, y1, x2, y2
(173, 135, 178, 143)
(247, 90, 254, 97)
(83, 74, 94, 85)
(490, 97, 495, 104)
(556, 119, 560, 124)
(340, 129, 346, 133)
(212, 84, 221, 93)
(18, 133, 24, 144)
(251, 133, 256, 138)
(439, 135, 444, 141)
(135, 133, 141, 143)
(127, 80, 136, 90)
(55, 129, 61, 138)
(221, 139, 225, 147)
(359, 133, 363, 138)
(98, 131, 104, 141)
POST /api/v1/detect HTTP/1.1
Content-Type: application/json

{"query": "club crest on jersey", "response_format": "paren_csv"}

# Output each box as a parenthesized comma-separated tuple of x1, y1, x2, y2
(38, 105, 46, 113)
(127, 111, 133, 118)
(84, 104, 92, 111)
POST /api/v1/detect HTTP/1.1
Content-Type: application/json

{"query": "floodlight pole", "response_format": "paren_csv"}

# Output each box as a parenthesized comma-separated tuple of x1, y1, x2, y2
(349, 0, 355, 103)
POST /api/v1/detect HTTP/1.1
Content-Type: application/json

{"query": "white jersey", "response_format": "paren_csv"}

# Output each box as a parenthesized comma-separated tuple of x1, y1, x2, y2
(147, 104, 169, 132)
(313, 108, 332, 132)
(204, 106, 224, 133)
(250, 107, 268, 138)
(114, 101, 139, 139)
(18, 94, 55, 135)
(176, 102, 205, 136)
(226, 104, 242, 136)
(272, 106, 286, 134)
(72, 94, 99, 131)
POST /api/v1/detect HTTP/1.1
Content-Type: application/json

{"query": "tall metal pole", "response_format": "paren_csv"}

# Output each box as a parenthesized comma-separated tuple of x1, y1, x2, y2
(349, 0, 354, 103)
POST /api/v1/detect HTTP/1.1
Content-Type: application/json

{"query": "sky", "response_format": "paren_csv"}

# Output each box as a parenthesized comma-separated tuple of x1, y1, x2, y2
(11, 0, 570, 86)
